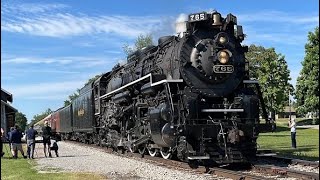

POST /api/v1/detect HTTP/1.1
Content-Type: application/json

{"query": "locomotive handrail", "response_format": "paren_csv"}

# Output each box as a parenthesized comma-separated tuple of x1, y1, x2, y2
(243, 80, 259, 84)
(201, 109, 244, 112)
(99, 73, 183, 99)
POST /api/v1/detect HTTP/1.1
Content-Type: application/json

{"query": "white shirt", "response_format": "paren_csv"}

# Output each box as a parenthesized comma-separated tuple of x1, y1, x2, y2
(290, 121, 296, 132)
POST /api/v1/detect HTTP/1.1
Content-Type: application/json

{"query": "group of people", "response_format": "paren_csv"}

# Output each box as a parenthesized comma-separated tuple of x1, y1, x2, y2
(0, 121, 59, 159)
(1, 118, 298, 158)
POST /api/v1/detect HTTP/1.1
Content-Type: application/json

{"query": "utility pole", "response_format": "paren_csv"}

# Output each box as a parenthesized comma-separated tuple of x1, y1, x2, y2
(289, 91, 291, 121)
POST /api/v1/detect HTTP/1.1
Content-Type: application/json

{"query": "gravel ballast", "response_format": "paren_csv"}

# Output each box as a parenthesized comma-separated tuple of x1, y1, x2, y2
(34, 141, 226, 180)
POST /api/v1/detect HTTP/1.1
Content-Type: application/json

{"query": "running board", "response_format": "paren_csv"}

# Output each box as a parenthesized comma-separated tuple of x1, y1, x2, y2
(201, 109, 244, 112)
(100, 73, 183, 99)
(187, 155, 210, 160)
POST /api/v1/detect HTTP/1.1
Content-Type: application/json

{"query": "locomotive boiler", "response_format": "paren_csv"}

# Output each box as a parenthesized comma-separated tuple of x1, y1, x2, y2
(47, 10, 274, 164)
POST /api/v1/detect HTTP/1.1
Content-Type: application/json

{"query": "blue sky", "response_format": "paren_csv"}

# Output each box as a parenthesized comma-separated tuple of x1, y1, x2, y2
(1, 0, 319, 122)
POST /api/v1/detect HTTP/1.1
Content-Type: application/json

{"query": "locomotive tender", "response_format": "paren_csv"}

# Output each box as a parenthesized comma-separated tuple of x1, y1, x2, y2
(42, 10, 273, 164)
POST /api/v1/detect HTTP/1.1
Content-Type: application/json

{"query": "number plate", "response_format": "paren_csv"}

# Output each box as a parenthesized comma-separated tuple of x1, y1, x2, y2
(213, 65, 234, 73)
(188, 12, 207, 22)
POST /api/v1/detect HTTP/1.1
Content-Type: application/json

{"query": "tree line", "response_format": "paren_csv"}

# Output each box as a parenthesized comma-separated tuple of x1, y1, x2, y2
(17, 27, 318, 130)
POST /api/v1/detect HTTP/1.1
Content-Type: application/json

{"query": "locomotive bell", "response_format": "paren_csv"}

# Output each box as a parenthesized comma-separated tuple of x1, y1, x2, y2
(212, 13, 222, 26)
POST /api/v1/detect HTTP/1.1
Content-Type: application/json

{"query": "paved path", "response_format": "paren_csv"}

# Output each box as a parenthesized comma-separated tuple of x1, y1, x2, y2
(297, 125, 319, 130)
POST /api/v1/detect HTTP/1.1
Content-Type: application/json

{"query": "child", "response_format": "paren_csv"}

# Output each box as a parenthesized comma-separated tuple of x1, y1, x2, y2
(50, 139, 59, 157)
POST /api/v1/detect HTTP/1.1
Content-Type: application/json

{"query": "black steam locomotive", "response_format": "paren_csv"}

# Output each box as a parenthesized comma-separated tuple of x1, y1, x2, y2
(43, 11, 273, 164)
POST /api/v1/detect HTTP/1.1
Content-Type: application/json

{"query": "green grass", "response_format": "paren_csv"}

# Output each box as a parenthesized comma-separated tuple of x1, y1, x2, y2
(258, 119, 319, 161)
(1, 145, 105, 180)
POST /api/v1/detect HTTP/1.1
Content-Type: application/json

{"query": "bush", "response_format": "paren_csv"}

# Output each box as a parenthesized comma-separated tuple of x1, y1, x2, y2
(296, 119, 314, 125)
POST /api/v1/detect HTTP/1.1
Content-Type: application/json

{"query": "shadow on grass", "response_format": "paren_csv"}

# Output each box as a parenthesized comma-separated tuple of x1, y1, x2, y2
(296, 118, 319, 125)
(263, 125, 317, 133)
(260, 134, 290, 137)
(270, 146, 319, 161)
(269, 126, 289, 133)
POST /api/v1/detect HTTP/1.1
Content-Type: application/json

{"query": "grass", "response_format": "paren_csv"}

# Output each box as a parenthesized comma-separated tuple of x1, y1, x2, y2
(258, 118, 319, 161)
(1, 144, 105, 180)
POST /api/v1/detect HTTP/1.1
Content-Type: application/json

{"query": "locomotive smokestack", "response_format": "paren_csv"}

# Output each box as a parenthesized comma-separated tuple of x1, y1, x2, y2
(175, 13, 188, 38)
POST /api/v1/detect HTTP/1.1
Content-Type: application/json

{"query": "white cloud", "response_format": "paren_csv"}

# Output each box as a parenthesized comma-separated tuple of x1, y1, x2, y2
(1, 3, 68, 14)
(243, 32, 307, 46)
(3, 69, 80, 74)
(24, 95, 73, 100)
(1, 56, 117, 68)
(4, 80, 85, 99)
(2, 57, 72, 64)
(1, 10, 165, 38)
(175, 13, 188, 23)
(104, 50, 122, 54)
(237, 10, 319, 24)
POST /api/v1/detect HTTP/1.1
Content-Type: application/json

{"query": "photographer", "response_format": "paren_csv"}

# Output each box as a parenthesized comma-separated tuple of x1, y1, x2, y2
(288, 118, 297, 148)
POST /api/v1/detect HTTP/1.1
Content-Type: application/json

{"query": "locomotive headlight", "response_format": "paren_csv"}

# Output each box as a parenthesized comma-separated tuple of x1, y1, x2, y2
(216, 32, 229, 45)
(218, 50, 231, 64)
(219, 36, 228, 44)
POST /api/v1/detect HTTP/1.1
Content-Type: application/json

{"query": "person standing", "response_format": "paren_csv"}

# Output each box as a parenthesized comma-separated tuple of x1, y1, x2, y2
(26, 125, 38, 159)
(9, 125, 27, 159)
(288, 118, 297, 148)
(7, 127, 14, 151)
(42, 121, 52, 158)
(1, 128, 4, 157)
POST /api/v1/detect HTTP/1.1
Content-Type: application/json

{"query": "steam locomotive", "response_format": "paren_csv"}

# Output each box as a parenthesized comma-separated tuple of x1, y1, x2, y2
(40, 10, 273, 164)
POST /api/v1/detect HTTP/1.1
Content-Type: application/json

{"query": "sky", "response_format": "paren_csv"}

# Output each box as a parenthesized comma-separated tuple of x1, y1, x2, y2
(1, 0, 319, 122)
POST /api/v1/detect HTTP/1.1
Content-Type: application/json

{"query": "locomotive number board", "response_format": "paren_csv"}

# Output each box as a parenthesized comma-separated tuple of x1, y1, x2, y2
(213, 65, 234, 73)
(188, 12, 207, 22)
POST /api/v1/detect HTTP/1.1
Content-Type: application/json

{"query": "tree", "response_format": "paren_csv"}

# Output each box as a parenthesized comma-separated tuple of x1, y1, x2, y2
(123, 34, 153, 55)
(84, 74, 102, 86)
(29, 108, 53, 126)
(64, 89, 80, 107)
(295, 26, 319, 118)
(15, 112, 28, 131)
(64, 73, 103, 107)
(246, 45, 294, 120)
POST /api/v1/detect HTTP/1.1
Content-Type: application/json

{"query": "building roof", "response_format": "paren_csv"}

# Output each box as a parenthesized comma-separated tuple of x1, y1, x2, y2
(282, 106, 296, 113)
(1, 100, 18, 113)
(1, 88, 13, 102)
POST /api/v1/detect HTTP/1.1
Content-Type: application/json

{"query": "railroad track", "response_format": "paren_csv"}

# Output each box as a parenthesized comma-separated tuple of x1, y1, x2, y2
(256, 152, 319, 168)
(67, 141, 319, 180)
(253, 165, 319, 180)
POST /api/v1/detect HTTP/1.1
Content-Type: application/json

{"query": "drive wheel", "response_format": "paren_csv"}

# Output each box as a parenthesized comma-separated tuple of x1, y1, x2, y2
(160, 147, 172, 159)
(147, 148, 158, 157)
(138, 146, 146, 155)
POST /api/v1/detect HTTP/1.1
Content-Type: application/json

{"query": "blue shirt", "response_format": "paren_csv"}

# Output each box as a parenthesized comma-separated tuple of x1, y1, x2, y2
(26, 128, 38, 140)
(10, 129, 23, 143)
